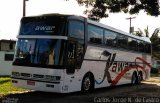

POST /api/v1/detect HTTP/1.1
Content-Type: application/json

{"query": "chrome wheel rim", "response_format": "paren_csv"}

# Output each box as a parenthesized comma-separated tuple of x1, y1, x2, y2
(83, 77, 91, 91)
(132, 74, 136, 84)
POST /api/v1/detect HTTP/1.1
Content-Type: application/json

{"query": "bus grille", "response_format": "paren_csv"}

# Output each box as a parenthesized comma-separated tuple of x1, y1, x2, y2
(33, 74, 44, 78)
(21, 73, 31, 77)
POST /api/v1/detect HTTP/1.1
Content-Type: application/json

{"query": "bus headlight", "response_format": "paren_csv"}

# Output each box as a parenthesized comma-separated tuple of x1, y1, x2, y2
(45, 75, 61, 81)
(12, 72, 20, 78)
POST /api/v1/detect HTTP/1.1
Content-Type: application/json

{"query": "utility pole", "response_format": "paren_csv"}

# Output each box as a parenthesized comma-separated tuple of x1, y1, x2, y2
(126, 17, 136, 34)
(23, 0, 29, 17)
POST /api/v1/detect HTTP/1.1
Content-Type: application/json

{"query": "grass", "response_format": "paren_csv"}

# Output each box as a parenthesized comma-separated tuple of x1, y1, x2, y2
(0, 76, 29, 96)
(151, 73, 160, 77)
(143, 73, 160, 83)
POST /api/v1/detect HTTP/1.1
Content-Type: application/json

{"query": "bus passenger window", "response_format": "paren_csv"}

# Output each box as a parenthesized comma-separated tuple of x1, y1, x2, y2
(69, 20, 84, 40)
(137, 40, 144, 52)
(88, 25, 103, 44)
(145, 43, 151, 54)
(128, 38, 137, 51)
(117, 34, 128, 49)
(104, 30, 117, 47)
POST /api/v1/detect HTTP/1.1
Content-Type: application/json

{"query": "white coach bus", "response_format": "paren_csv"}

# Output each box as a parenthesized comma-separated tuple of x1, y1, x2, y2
(12, 14, 151, 93)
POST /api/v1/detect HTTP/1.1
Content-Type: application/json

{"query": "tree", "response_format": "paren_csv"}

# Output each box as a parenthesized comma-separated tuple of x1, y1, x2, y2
(150, 28, 160, 59)
(74, 0, 160, 21)
(133, 27, 149, 37)
(132, 27, 160, 59)
(151, 28, 160, 38)
(133, 28, 143, 36)
(132, 26, 150, 37)
(144, 26, 149, 37)
(150, 28, 160, 51)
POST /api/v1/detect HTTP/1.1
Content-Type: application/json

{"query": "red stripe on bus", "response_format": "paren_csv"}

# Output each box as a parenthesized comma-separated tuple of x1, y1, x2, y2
(111, 65, 136, 86)
(135, 57, 151, 68)
(111, 57, 151, 86)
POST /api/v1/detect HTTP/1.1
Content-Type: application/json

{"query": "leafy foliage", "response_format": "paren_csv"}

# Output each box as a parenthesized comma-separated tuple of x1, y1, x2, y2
(133, 29, 143, 36)
(150, 29, 160, 50)
(151, 67, 159, 74)
(144, 26, 149, 37)
(150, 28, 160, 59)
(133, 27, 160, 59)
(133, 26, 149, 37)
(74, 0, 160, 21)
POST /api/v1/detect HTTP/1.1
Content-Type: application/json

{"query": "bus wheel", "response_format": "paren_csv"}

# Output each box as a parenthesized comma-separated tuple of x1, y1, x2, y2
(81, 74, 94, 92)
(131, 72, 138, 85)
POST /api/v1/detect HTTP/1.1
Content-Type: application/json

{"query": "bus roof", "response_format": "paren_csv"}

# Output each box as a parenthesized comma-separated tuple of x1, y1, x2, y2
(22, 14, 151, 43)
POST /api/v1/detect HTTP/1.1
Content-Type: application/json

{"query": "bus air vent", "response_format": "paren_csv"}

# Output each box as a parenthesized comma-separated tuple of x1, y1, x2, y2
(21, 73, 31, 77)
(33, 74, 44, 79)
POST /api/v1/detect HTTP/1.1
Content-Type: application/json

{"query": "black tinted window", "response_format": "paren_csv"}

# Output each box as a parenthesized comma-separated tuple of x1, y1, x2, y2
(88, 25, 103, 44)
(128, 37, 137, 51)
(137, 40, 144, 52)
(117, 34, 128, 48)
(104, 30, 117, 47)
(144, 43, 151, 54)
(5, 54, 14, 61)
(69, 21, 84, 40)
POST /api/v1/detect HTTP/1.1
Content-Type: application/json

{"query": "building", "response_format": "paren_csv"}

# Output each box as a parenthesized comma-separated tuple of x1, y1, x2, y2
(0, 39, 16, 76)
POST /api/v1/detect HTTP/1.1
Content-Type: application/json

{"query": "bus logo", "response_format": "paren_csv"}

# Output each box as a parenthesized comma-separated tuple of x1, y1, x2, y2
(95, 50, 151, 86)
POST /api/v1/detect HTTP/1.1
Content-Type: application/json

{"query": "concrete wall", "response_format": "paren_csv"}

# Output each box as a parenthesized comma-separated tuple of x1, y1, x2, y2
(0, 51, 14, 76)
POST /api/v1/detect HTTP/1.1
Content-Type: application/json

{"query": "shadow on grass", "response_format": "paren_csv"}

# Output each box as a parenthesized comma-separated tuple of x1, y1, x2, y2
(1, 83, 160, 103)
(0, 79, 10, 85)
(151, 73, 160, 77)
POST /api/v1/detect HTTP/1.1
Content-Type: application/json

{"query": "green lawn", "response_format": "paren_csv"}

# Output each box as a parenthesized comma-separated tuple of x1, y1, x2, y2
(151, 73, 160, 77)
(0, 76, 28, 96)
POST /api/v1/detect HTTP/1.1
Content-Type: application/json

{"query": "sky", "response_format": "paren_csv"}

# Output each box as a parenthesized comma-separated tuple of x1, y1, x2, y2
(0, 0, 160, 40)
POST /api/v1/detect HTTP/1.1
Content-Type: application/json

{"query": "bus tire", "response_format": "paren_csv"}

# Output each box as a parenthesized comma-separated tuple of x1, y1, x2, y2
(131, 72, 138, 85)
(81, 73, 94, 93)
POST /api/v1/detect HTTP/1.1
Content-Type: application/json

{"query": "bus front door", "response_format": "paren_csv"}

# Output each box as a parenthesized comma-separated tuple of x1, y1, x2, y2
(66, 40, 84, 74)
(66, 40, 76, 74)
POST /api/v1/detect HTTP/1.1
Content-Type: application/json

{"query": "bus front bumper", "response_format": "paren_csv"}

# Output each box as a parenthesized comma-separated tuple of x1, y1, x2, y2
(12, 78, 66, 93)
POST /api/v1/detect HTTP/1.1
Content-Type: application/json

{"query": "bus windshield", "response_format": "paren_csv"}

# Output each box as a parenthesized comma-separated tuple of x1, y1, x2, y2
(13, 38, 66, 69)
(19, 17, 65, 35)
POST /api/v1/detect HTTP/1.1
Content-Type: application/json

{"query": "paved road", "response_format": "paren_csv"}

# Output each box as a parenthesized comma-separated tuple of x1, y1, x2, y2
(1, 81, 160, 103)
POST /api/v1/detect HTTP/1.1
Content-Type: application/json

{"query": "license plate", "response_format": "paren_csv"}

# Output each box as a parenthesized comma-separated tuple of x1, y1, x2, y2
(27, 80, 35, 86)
